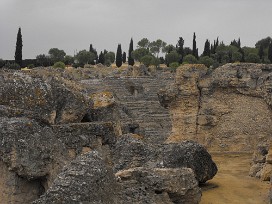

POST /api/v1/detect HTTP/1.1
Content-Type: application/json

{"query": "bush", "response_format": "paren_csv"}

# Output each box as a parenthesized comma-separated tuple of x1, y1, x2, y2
(53, 61, 65, 69)
(169, 62, 180, 69)
(5, 62, 20, 69)
(183, 54, 198, 64)
(141, 55, 154, 67)
(199, 56, 214, 68)
(165, 51, 180, 65)
(28, 64, 35, 68)
(245, 53, 260, 63)
(232, 52, 242, 62)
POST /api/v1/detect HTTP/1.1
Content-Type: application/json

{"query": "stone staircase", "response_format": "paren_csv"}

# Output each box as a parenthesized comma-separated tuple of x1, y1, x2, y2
(81, 73, 174, 144)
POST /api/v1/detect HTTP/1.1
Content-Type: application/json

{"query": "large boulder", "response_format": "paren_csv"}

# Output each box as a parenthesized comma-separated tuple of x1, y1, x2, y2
(82, 91, 119, 123)
(0, 70, 90, 124)
(161, 140, 217, 183)
(112, 134, 155, 172)
(0, 117, 67, 180)
(52, 122, 118, 155)
(116, 167, 201, 204)
(250, 144, 272, 181)
(33, 151, 119, 204)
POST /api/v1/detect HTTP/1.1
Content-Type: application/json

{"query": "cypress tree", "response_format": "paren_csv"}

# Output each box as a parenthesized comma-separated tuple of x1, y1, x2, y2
(89, 44, 98, 64)
(203, 40, 211, 57)
(116, 44, 122, 68)
(192, 32, 198, 59)
(15, 27, 23, 67)
(128, 38, 134, 66)
(89, 44, 94, 53)
(98, 51, 105, 64)
(176, 37, 184, 63)
(258, 44, 265, 61)
(237, 38, 241, 48)
(238, 47, 245, 62)
(122, 52, 126, 63)
(268, 43, 272, 63)
(215, 37, 219, 48)
(210, 44, 214, 54)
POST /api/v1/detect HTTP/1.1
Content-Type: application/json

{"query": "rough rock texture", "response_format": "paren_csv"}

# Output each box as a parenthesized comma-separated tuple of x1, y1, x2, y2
(161, 140, 217, 183)
(33, 151, 119, 204)
(0, 160, 43, 204)
(126, 64, 150, 77)
(116, 167, 201, 204)
(250, 144, 272, 181)
(52, 122, 117, 155)
(0, 117, 67, 180)
(0, 70, 90, 124)
(159, 63, 272, 152)
(81, 72, 174, 144)
(0, 67, 219, 204)
(112, 134, 155, 172)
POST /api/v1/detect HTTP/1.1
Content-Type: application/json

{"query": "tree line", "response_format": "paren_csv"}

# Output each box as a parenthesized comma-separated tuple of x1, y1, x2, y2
(1, 27, 272, 69)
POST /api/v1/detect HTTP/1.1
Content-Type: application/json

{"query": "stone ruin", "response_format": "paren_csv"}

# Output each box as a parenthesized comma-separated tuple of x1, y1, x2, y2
(0, 63, 271, 203)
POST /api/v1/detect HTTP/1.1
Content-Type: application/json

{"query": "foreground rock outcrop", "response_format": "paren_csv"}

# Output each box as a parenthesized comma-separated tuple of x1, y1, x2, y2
(33, 151, 119, 204)
(0, 66, 220, 203)
(0, 70, 90, 124)
(116, 167, 201, 204)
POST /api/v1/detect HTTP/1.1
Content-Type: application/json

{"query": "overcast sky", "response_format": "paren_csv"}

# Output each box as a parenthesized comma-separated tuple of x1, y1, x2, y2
(0, 0, 271, 59)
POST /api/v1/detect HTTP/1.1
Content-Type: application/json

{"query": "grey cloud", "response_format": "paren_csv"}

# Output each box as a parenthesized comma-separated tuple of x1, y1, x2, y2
(0, 0, 271, 59)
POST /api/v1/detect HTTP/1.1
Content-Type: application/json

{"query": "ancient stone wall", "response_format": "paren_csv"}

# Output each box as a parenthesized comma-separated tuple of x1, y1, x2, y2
(159, 64, 272, 152)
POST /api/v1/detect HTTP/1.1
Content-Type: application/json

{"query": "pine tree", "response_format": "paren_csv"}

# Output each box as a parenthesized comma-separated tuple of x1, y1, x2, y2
(268, 43, 272, 63)
(192, 32, 198, 59)
(98, 51, 105, 64)
(15, 27, 23, 67)
(122, 52, 126, 63)
(116, 44, 122, 68)
(128, 38, 134, 66)
(203, 40, 210, 57)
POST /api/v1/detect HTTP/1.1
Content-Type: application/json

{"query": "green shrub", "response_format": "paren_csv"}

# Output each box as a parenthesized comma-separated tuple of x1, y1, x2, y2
(53, 61, 65, 69)
(5, 62, 20, 69)
(169, 62, 180, 69)
(28, 64, 35, 68)
(141, 55, 154, 67)
(183, 54, 198, 64)
(199, 56, 214, 67)
(245, 53, 260, 63)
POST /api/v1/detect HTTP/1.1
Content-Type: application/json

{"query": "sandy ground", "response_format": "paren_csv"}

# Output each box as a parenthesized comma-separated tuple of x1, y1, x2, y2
(200, 153, 271, 204)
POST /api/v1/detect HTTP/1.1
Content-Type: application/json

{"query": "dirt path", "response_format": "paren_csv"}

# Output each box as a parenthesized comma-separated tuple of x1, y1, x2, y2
(200, 153, 271, 204)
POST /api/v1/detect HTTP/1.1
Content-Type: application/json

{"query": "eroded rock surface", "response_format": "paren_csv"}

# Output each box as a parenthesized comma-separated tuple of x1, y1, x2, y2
(0, 70, 90, 124)
(0, 117, 67, 180)
(159, 63, 272, 152)
(250, 144, 272, 181)
(112, 134, 155, 172)
(116, 167, 201, 204)
(33, 151, 119, 204)
(0, 66, 222, 204)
